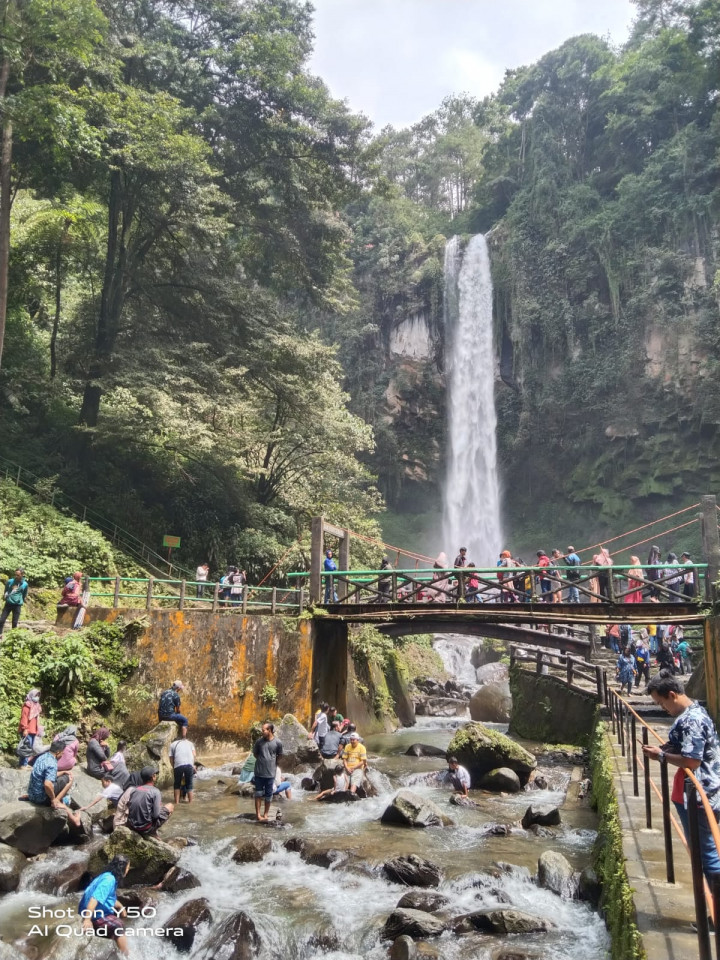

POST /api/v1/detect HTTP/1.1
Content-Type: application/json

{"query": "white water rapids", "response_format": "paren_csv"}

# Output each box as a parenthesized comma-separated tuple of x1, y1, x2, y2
(443, 234, 502, 566)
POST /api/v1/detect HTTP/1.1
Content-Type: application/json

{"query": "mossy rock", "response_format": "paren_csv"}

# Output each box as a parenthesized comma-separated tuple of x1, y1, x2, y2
(88, 826, 179, 885)
(124, 721, 177, 789)
(447, 722, 536, 787)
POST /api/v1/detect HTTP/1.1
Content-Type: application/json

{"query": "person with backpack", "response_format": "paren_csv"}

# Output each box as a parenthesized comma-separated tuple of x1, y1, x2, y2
(535, 551, 553, 601)
(0, 568, 28, 635)
(226, 566, 246, 606)
(158, 681, 188, 736)
(617, 647, 637, 695)
(564, 546, 582, 603)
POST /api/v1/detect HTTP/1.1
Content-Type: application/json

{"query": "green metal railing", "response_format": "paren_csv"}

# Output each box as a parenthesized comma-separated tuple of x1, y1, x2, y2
(84, 577, 304, 614)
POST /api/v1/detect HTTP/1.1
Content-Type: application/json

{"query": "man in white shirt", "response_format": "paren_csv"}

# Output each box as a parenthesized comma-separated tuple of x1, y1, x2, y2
(309, 701, 329, 753)
(170, 734, 197, 804)
(443, 756, 471, 797)
(195, 563, 209, 599)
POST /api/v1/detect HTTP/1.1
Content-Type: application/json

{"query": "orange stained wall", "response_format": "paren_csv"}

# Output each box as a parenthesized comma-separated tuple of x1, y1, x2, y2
(58, 607, 316, 741)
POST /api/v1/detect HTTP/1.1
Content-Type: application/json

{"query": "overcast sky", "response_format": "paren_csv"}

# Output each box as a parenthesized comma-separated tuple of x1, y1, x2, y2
(309, 0, 636, 129)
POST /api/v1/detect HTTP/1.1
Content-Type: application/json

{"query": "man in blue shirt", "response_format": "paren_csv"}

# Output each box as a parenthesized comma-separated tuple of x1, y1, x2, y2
(79, 855, 131, 954)
(0, 568, 28, 635)
(158, 680, 188, 736)
(323, 550, 339, 603)
(564, 547, 582, 603)
(24, 740, 82, 827)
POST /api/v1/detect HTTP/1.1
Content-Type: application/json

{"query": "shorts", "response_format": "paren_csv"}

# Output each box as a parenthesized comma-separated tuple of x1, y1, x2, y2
(273, 781, 291, 796)
(347, 768, 363, 789)
(254, 776, 275, 801)
(173, 764, 194, 791)
(92, 915, 125, 938)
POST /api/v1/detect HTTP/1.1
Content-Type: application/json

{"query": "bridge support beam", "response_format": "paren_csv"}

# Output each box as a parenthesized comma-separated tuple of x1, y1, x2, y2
(309, 516, 351, 604)
(701, 495, 720, 602)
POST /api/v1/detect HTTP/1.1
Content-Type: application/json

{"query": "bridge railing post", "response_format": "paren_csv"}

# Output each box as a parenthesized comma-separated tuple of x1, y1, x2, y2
(113, 576, 121, 609)
(310, 516, 323, 604)
(701, 495, 720, 601)
(212, 582, 219, 612)
(391, 573, 397, 603)
(660, 760, 675, 884)
(146, 577, 154, 610)
(179, 580, 186, 610)
(686, 782, 712, 960)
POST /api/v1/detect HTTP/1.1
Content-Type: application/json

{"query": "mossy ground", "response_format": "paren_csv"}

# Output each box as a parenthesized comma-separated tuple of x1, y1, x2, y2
(589, 718, 646, 960)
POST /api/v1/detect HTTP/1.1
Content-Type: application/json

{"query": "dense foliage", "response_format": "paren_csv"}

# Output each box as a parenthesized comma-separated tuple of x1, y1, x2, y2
(0, 621, 137, 751)
(2, 0, 719, 567)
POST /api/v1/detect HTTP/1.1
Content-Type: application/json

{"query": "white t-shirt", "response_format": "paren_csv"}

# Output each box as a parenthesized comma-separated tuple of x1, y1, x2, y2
(102, 783, 123, 801)
(314, 712, 329, 739)
(196, 566, 208, 582)
(170, 739, 196, 767)
(447, 765, 471, 789)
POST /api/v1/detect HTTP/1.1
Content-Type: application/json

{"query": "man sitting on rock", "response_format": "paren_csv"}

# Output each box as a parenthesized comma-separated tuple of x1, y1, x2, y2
(341, 731, 367, 796)
(21, 739, 83, 826)
(126, 766, 174, 837)
(443, 756, 470, 797)
(320, 720, 343, 759)
(158, 680, 188, 737)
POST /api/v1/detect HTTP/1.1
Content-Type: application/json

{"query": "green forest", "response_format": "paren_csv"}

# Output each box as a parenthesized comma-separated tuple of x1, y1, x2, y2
(0, 0, 718, 577)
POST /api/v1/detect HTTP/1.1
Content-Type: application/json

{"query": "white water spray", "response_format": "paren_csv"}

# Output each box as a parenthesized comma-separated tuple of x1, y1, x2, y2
(443, 234, 502, 565)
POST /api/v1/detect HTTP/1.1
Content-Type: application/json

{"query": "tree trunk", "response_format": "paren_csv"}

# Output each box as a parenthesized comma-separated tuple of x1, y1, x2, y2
(50, 221, 70, 379)
(0, 53, 13, 373)
(79, 170, 128, 426)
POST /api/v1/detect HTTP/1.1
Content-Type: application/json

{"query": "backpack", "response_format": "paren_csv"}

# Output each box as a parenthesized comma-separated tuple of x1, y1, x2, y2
(620, 624, 630, 643)
(566, 555, 581, 582)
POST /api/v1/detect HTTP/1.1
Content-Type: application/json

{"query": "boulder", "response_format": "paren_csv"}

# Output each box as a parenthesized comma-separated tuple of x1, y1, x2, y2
(200, 911, 261, 960)
(159, 865, 201, 893)
(475, 662, 509, 685)
(302, 846, 348, 870)
(317, 790, 362, 804)
(275, 715, 320, 771)
(382, 855, 442, 888)
(306, 932, 340, 952)
(521, 805, 561, 829)
(525, 824, 556, 838)
(396, 891, 449, 913)
(0, 768, 31, 805)
(165, 898, 212, 955)
(469, 681, 512, 724)
(232, 836, 273, 864)
(530, 775, 548, 790)
(492, 950, 543, 960)
(404, 744, 448, 758)
(0, 801, 75, 855)
(578, 866, 602, 907)
(478, 768, 522, 793)
(55, 809, 93, 846)
(301, 777, 317, 791)
(382, 909, 446, 940)
(452, 909, 554, 935)
(67, 768, 109, 817)
(312, 759, 344, 792)
(415, 697, 468, 718)
(538, 851, 577, 899)
(380, 790, 449, 828)
(33, 852, 91, 895)
(88, 826, 179, 885)
(447, 723, 536, 787)
(116, 886, 158, 911)
(390, 935, 418, 960)
(283, 836, 307, 856)
(0, 844, 26, 891)
(124, 722, 177, 790)
(225, 781, 255, 798)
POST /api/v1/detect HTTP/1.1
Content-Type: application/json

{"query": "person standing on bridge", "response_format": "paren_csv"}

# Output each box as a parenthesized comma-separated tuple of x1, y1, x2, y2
(625, 556, 644, 603)
(680, 553, 696, 600)
(323, 550, 339, 604)
(594, 547, 613, 601)
(644, 672, 720, 888)
(564, 547, 582, 603)
(195, 563, 209, 599)
(535, 551, 553, 601)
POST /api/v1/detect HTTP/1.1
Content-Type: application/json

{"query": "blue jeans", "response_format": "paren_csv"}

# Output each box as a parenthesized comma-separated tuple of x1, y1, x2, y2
(19, 733, 35, 767)
(675, 800, 720, 882)
(567, 584, 580, 603)
(324, 577, 338, 603)
(254, 776, 275, 801)
(160, 712, 188, 729)
(540, 579, 552, 598)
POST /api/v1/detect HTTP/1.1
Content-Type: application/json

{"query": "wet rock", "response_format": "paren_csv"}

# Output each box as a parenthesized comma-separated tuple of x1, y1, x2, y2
(382, 855, 442, 888)
(521, 805, 561, 829)
(55, 809, 93, 846)
(306, 932, 341, 951)
(116, 886, 158, 911)
(381, 789, 450, 828)
(34, 853, 91, 895)
(312, 759, 343, 791)
(276, 715, 320, 771)
(87, 826, 179, 885)
(449, 794, 479, 808)
(469, 681, 512, 724)
(447, 723, 536, 787)
(224, 780, 255, 797)
(230, 765, 246, 776)
(67, 769, 110, 819)
(475, 663, 509, 686)
(124, 722, 177, 790)
(390, 934, 418, 959)
(301, 777, 317, 791)
(159, 865, 202, 893)
(404, 743, 448, 758)
(99, 813, 115, 834)
(0, 844, 26, 891)
(530, 775, 548, 790)
(283, 837, 307, 856)
(416, 697, 468, 718)
(166, 836, 195, 849)
(200, 910, 261, 959)
(396, 891, 450, 913)
(537, 851, 576, 898)
(302, 846, 349, 869)
(0, 801, 77, 855)
(492, 862, 531, 880)
(452, 908, 554, 935)
(492, 949, 543, 960)
(317, 789, 363, 804)
(232, 836, 273, 864)
(578, 866, 602, 907)
(382, 909, 446, 940)
(482, 823, 511, 837)
(479, 768, 522, 793)
(525, 824, 556, 838)
(165, 898, 212, 954)
(0, 768, 30, 805)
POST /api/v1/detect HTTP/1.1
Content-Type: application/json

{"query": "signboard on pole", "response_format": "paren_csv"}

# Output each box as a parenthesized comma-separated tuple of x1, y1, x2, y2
(162, 535, 181, 549)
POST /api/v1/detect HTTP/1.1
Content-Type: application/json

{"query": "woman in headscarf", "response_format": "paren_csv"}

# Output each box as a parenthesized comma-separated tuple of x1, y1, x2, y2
(594, 547, 613, 601)
(53, 725, 80, 772)
(86, 727, 112, 779)
(18, 689, 42, 766)
(646, 545, 662, 597)
(430, 552, 449, 603)
(625, 556, 644, 603)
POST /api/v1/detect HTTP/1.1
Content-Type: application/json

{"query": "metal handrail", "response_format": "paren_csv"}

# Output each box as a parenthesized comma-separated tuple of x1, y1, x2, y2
(82, 576, 304, 614)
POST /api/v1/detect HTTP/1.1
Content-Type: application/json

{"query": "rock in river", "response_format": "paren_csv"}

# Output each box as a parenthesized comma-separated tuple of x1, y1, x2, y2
(469, 680, 512, 724)
(0, 844, 26, 891)
(452, 908, 554, 935)
(447, 723, 536, 787)
(396, 890, 449, 913)
(404, 743, 448, 758)
(276, 715, 320, 771)
(382, 854, 443, 888)
(200, 910, 261, 959)
(382, 909, 446, 940)
(88, 826, 179, 885)
(0, 801, 88, 856)
(381, 789, 450, 828)
(478, 767, 522, 793)
(124, 721, 178, 790)
(537, 851, 577, 898)
(521, 805, 561, 829)
(232, 836, 273, 864)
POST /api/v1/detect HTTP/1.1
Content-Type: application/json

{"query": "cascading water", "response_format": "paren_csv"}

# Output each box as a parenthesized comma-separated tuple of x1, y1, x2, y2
(443, 234, 502, 566)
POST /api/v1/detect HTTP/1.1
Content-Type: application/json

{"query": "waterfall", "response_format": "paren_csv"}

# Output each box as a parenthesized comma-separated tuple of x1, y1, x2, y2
(443, 233, 502, 566)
